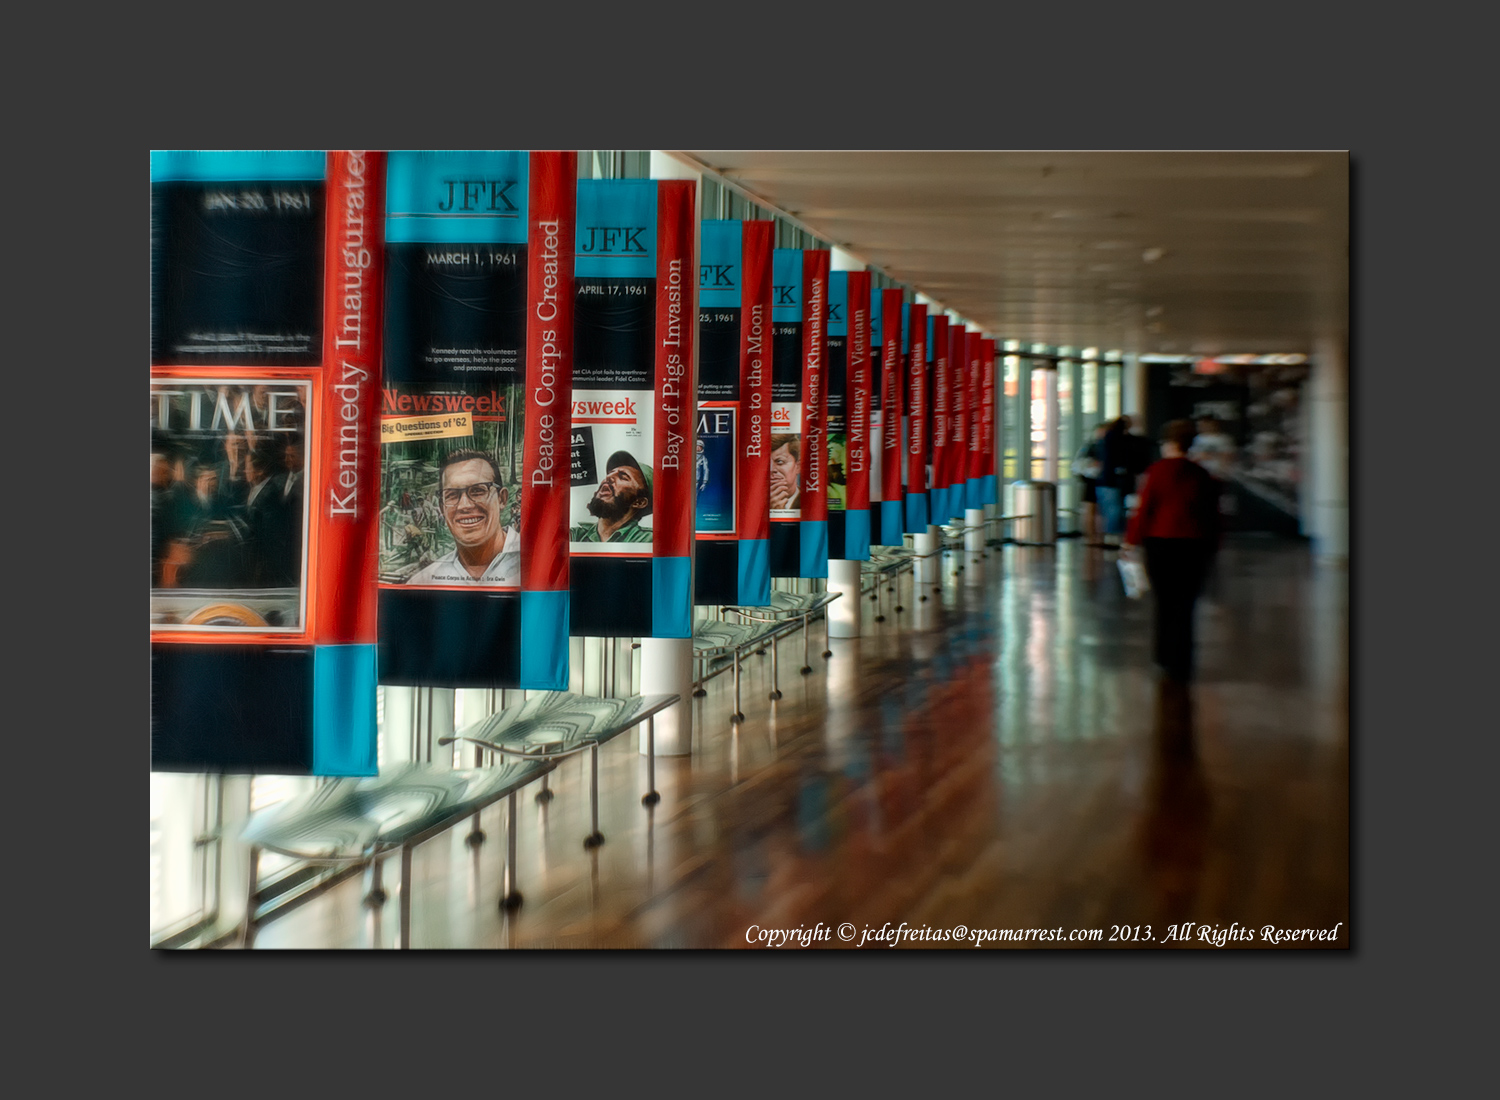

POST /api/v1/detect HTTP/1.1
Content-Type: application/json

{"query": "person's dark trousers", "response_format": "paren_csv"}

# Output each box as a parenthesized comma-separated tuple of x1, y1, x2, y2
(1143, 537, 1213, 681)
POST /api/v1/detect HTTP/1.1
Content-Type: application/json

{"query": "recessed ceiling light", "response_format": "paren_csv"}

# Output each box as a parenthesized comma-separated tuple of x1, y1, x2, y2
(1142, 247, 1166, 264)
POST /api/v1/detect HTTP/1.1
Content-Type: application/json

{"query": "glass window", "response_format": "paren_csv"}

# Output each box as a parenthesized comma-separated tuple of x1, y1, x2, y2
(1029, 364, 1048, 480)
(1057, 363, 1074, 480)
(1002, 355, 1020, 481)
(150, 771, 206, 937)
(1104, 365, 1122, 421)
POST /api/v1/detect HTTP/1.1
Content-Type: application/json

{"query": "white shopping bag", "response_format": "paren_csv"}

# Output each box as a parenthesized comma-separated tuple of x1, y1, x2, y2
(1118, 556, 1149, 599)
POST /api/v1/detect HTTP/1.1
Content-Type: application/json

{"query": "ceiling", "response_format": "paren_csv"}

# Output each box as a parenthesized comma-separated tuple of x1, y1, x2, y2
(671, 151, 1348, 357)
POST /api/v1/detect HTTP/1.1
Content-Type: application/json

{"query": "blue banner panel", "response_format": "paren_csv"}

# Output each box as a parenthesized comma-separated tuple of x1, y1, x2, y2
(800, 520, 828, 578)
(521, 591, 571, 689)
(385, 150, 529, 244)
(575, 179, 657, 278)
(699, 220, 742, 310)
(880, 500, 904, 547)
(738, 538, 770, 606)
(313, 644, 378, 776)
(772, 248, 803, 323)
(653, 557, 693, 637)
(828, 271, 848, 337)
(843, 509, 870, 561)
(905, 491, 929, 533)
(980, 473, 998, 506)
(151, 150, 326, 182)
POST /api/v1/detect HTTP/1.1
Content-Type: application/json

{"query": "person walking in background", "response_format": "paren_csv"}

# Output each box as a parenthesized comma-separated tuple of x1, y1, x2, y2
(1122, 414, 1157, 524)
(1075, 422, 1108, 546)
(1188, 416, 1237, 482)
(1095, 417, 1133, 547)
(1124, 419, 1221, 683)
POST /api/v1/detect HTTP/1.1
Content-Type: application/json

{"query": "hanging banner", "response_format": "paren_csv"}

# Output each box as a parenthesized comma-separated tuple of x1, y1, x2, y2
(828, 270, 871, 560)
(377, 150, 575, 690)
(769, 249, 830, 578)
(945, 323, 968, 522)
(977, 337, 998, 506)
(568, 178, 695, 637)
(876, 288, 905, 545)
(693, 219, 772, 607)
(929, 313, 951, 527)
(152, 150, 384, 776)
(963, 330, 982, 509)
(903, 302, 929, 533)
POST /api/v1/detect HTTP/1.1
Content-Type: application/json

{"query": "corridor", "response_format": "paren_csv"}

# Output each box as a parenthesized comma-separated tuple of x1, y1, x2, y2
(251, 537, 1349, 949)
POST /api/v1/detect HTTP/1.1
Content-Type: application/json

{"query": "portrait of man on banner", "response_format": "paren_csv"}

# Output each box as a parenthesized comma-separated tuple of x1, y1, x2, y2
(770, 432, 802, 512)
(406, 448, 520, 585)
(378, 392, 524, 589)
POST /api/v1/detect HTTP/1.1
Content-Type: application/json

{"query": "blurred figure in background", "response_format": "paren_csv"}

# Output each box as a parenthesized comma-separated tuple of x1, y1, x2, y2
(1124, 419, 1220, 683)
(1075, 422, 1108, 546)
(1095, 417, 1133, 547)
(1189, 416, 1237, 482)
(1122, 415, 1157, 526)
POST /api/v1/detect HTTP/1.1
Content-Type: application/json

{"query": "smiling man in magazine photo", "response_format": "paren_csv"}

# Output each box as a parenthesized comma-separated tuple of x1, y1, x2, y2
(407, 448, 519, 585)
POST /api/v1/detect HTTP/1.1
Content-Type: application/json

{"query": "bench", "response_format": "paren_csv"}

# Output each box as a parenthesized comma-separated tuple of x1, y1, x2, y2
(861, 547, 917, 621)
(691, 618, 788, 722)
(439, 691, 680, 852)
(239, 690, 679, 948)
(239, 757, 552, 949)
(723, 590, 843, 674)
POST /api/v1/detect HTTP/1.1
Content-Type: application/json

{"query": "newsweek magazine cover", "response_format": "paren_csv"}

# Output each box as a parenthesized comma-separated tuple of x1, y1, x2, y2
(377, 383, 524, 587)
(568, 389, 656, 552)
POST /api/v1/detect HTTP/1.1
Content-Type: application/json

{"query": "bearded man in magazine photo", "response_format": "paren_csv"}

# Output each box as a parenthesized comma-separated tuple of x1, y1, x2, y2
(407, 448, 519, 585)
(571, 450, 654, 544)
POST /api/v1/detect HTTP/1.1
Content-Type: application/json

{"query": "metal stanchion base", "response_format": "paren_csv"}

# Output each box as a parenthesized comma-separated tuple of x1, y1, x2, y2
(642, 791, 660, 806)
(692, 687, 707, 697)
(466, 830, 486, 847)
(535, 789, 554, 804)
(583, 832, 605, 849)
(731, 711, 746, 723)
(769, 689, 783, 700)
(499, 892, 523, 911)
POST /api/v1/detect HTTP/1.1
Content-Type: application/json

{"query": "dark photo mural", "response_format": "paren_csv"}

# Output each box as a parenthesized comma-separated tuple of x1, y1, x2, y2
(1147, 360, 1309, 537)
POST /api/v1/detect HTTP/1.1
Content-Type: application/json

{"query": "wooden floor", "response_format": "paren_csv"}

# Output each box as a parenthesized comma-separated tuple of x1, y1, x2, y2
(250, 537, 1349, 950)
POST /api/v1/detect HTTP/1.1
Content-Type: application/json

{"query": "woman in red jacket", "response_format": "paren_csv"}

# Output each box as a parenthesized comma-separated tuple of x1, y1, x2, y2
(1124, 419, 1221, 683)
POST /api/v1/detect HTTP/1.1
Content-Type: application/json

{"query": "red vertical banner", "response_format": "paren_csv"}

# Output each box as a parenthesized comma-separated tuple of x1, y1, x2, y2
(947, 323, 966, 517)
(738, 221, 773, 544)
(979, 336, 996, 498)
(905, 302, 930, 531)
(966, 329, 982, 487)
(845, 270, 871, 515)
(653, 179, 696, 561)
(314, 151, 386, 646)
(930, 313, 950, 511)
(881, 288, 903, 504)
(801, 250, 830, 525)
(521, 151, 576, 595)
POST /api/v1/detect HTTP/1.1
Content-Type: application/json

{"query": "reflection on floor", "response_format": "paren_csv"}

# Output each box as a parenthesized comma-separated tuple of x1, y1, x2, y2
(250, 537, 1349, 949)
